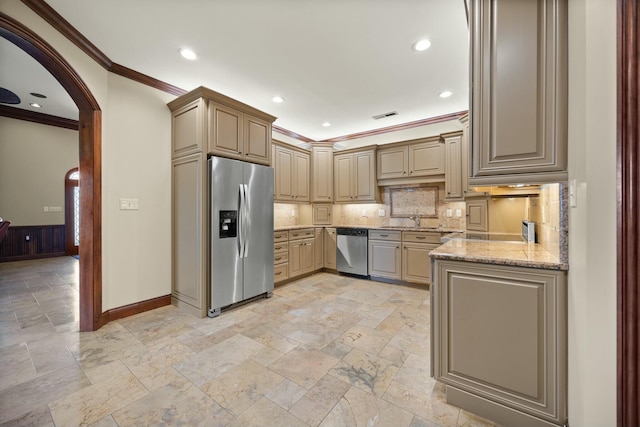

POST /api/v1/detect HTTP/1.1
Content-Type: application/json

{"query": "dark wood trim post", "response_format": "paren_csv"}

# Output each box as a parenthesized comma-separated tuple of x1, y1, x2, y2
(617, 1, 640, 426)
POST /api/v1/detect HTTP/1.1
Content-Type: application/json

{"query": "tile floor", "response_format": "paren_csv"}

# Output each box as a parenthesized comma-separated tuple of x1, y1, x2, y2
(0, 257, 499, 427)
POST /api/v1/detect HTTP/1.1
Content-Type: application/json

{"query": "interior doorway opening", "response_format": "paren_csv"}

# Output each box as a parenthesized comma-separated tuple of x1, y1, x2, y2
(65, 167, 79, 257)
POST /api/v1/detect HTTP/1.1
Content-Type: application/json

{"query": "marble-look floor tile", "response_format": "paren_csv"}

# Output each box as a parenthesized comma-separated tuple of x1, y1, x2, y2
(457, 409, 500, 427)
(386, 326, 430, 357)
(0, 404, 55, 427)
(0, 363, 91, 424)
(28, 335, 77, 375)
(0, 342, 36, 392)
(173, 333, 267, 387)
(330, 348, 399, 396)
(393, 354, 431, 388)
(48, 372, 148, 426)
(276, 316, 343, 349)
(241, 324, 300, 354)
(353, 305, 395, 329)
(337, 324, 394, 355)
(340, 287, 396, 306)
(320, 385, 414, 427)
(202, 359, 284, 416)
(289, 374, 351, 426)
(265, 379, 308, 410)
(226, 396, 307, 427)
(89, 415, 119, 427)
(269, 346, 340, 389)
(112, 382, 233, 427)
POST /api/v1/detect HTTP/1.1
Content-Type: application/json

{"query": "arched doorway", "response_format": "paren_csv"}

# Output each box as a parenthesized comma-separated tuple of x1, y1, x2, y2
(64, 167, 79, 257)
(0, 12, 102, 331)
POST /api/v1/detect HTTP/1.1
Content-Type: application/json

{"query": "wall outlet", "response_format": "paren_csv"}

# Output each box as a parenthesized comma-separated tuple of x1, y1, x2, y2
(446, 209, 452, 217)
(49, 206, 62, 212)
(290, 210, 296, 217)
(455, 209, 462, 217)
(43, 206, 49, 212)
(25, 235, 30, 241)
(378, 209, 386, 217)
(361, 209, 367, 217)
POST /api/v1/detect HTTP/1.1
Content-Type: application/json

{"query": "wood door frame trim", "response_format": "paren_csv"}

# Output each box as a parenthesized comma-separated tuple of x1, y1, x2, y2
(0, 11, 102, 332)
(617, 1, 639, 425)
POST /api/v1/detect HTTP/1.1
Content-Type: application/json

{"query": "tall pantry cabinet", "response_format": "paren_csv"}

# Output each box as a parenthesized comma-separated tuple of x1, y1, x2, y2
(169, 87, 276, 317)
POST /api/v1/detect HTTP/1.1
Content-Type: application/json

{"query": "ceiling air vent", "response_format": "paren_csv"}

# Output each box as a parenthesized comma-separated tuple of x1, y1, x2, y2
(372, 111, 398, 120)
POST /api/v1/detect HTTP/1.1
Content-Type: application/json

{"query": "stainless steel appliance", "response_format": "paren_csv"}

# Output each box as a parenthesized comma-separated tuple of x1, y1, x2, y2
(336, 228, 368, 277)
(208, 156, 274, 317)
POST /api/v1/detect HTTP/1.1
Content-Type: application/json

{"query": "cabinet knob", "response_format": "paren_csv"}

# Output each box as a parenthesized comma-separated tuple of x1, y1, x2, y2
(409, 171, 413, 175)
(403, 171, 406, 175)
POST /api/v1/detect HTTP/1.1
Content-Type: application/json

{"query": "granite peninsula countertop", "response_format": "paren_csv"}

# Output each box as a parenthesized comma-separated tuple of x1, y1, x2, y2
(274, 225, 462, 233)
(430, 238, 568, 271)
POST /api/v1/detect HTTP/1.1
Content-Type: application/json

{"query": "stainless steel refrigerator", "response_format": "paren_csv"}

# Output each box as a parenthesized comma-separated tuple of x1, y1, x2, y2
(208, 156, 274, 317)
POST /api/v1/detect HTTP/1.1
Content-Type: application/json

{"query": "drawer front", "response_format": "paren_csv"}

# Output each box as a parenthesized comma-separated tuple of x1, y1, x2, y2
(289, 228, 314, 239)
(402, 231, 441, 244)
(274, 263, 289, 282)
(369, 230, 402, 241)
(274, 231, 288, 242)
(274, 252, 289, 265)
(274, 242, 289, 254)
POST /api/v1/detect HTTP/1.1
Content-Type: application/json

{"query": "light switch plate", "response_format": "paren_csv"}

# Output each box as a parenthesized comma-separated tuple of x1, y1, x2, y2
(120, 198, 139, 210)
(455, 209, 462, 217)
(378, 209, 385, 217)
(446, 209, 452, 217)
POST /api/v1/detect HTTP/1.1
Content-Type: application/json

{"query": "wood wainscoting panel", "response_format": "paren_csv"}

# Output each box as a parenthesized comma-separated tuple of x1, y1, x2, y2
(0, 225, 66, 261)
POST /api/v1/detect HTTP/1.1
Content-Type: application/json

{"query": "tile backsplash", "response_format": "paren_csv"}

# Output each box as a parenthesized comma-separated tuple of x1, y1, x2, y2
(275, 183, 467, 230)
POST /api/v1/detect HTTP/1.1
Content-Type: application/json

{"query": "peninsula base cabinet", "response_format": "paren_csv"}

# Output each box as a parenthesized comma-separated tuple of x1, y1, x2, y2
(431, 260, 567, 427)
(324, 228, 337, 270)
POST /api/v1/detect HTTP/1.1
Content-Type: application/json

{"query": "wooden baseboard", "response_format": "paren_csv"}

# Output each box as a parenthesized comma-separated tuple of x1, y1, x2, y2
(102, 294, 171, 324)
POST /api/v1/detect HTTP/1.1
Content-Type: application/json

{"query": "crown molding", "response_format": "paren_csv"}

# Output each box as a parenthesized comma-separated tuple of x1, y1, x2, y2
(0, 104, 79, 130)
(322, 110, 468, 143)
(272, 125, 315, 143)
(21, 0, 187, 96)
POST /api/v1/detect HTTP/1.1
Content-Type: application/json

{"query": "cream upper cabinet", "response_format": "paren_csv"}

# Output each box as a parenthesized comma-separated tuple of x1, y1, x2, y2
(334, 148, 378, 203)
(312, 204, 333, 225)
(171, 99, 205, 159)
(208, 103, 243, 160)
(377, 146, 409, 180)
(208, 100, 273, 166)
(466, 198, 488, 232)
(311, 144, 334, 202)
(443, 132, 464, 201)
(377, 137, 444, 185)
(409, 140, 444, 176)
(274, 142, 310, 203)
(469, 0, 568, 185)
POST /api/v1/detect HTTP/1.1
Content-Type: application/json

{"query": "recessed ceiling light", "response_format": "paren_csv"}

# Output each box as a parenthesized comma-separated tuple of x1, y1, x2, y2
(179, 48, 197, 60)
(412, 39, 431, 52)
(30, 102, 42, 108)
(30, 92, 47, 98)
(272, 96, 284, 103)
(322, 122, 331, 127)
(439, 91, 453, 98)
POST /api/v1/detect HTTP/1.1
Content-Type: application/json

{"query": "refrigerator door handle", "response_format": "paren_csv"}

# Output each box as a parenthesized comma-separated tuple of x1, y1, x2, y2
(242, 184, 249, 258)
(239, 183, 245, 257)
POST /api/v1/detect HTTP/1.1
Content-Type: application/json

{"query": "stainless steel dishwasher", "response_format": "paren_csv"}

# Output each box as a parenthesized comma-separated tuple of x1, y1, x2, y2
(336, 228, 368, 277)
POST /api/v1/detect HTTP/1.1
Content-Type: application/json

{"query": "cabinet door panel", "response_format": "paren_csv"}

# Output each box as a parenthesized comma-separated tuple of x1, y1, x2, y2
(289, 240, 303, 277)
(466, 199, 488, 231)
(334, 154, 354, 202)
(274, 146, 294, 201)
(314, 228, 324, 270)
(410, 142, 444, 176)
(377, 147, 409, 179)
(313, 205, 333, 225)
(294, 152, 310, 202)
(244, 115, 271, 165)
(354, 151, 376, 201)
(369, 240, 401, 279)
(172, 99, 204, 158)
(471, 0, 567, 180)
(445, 135, 464, 199)
(312, 146, 334, 202)
(209, 104, 243, 158)
(401, 243, 435, 284)
(324, 228, 337, 269)
(301, 239, 315, 274)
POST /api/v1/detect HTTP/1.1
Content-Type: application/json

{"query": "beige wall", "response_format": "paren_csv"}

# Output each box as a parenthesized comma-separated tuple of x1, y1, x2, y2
(0, 1, 174, 311)
(568, 0, 616, 425)
(0, 116, 78, 226)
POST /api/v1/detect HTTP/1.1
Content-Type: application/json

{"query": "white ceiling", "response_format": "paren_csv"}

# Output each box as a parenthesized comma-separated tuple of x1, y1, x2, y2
(2, 0, 469, 141)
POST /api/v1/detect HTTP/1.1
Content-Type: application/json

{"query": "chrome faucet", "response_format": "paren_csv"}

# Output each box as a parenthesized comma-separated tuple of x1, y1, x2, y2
(409, 216, 421, 228)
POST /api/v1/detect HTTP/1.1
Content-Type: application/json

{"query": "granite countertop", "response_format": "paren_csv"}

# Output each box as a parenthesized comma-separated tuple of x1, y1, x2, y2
(275, 225, 463, 233)
(430, 238, 568, 271)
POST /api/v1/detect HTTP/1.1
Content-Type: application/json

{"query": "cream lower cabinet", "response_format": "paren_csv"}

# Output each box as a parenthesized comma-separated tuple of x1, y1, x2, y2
(288, 228, 315, 278)
(432, 259, 567, 427)
(401, 242, 438, 284)
(368, 236, 402, 280)
(274, 231, 289, 284)
(324, 228, 337, 269)
(314, 228, 324, 270)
